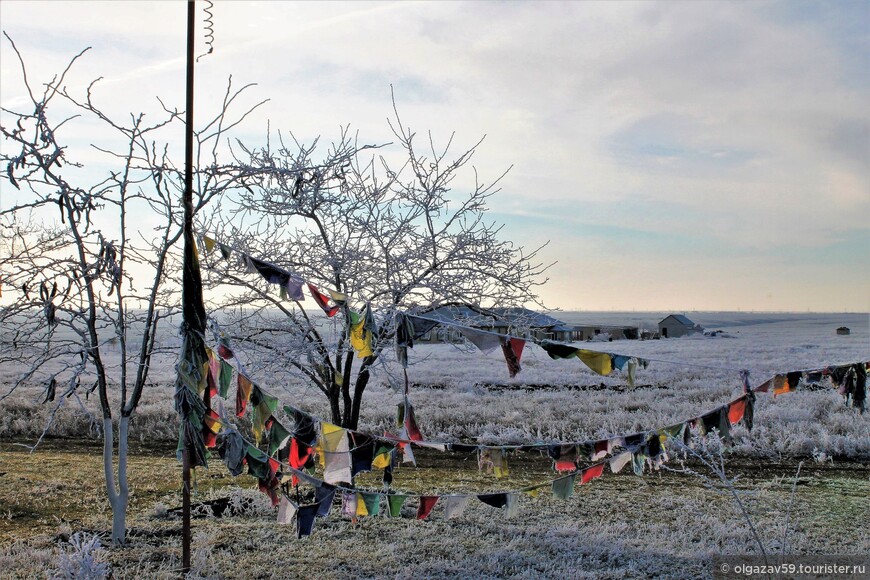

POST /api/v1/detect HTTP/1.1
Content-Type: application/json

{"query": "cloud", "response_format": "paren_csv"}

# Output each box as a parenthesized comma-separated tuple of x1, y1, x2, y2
(1, 0, 867, 310)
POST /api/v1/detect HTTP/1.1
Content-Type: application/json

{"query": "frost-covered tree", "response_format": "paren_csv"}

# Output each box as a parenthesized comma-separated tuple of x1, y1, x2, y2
(201, 102, 551, 429)
(0, 36, 262, 544)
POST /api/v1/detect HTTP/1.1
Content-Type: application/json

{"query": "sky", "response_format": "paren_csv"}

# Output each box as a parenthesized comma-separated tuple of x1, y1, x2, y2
(1, 1, 868, 312)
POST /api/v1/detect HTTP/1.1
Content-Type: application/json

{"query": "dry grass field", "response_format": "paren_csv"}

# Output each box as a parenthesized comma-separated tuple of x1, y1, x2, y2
(0, 312, 868, 578)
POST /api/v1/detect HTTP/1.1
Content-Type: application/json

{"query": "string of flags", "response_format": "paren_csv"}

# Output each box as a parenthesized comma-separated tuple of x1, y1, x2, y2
(200, 232, 715, 385)
(191, 233, 868, 537)
(394, 311, 654, 384)
(184, 324, 866, 538)
(204, 232, 862, 388)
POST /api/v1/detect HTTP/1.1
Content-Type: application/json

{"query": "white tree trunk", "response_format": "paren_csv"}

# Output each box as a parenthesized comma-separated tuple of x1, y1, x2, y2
(103, 417, 130, 545)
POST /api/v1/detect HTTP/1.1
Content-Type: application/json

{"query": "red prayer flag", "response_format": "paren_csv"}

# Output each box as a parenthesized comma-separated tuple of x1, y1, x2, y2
(555, 460, 576, 472)
(217, 343, 233, 359)
(307, 283, 340, 317)
(580, 463, 605, 484)
(501, 337, 526, 378)
(510, 338, 525, 362)
(404, 403, 423, 442)
(416, 496, 439, 520)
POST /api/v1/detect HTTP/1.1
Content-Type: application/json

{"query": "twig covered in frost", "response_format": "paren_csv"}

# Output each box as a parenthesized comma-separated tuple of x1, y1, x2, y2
(666, 434, 769, 564)
(53, 532, 110, 580)
(780, 460, 803, 558)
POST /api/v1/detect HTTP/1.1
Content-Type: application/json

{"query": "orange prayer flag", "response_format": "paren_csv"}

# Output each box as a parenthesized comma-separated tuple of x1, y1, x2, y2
(728, 398, 747, 425)
(237, 374, 253, 417)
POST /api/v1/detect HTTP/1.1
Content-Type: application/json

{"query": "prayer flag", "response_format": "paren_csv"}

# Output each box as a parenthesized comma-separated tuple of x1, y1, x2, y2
(355, 493, 369, 517)
(505, 493, 520, 518)
(540, 341, 579, 360)
(321, 422, 353, 484)
(315, 484, 336, 517)
(552, 474, 575, 499)
(501, 337, 525, 378)
(218, 242, 232, 260)
(361, 492, 381, 517)
(308, 283, 340, 317)
(387, 494, 407, 518)
(443, 496, 469, 520)
(372, 443, 394, 469)
(580, 463, 605, 484)
(297, 504, 318, 538)
(478, 493, 508, 509)
(202, 236, 216, 254)
(328, 289, 348, 304)
(577, 350, 613, 376)
(350, 318, 374, 358)
(268, 419, 292, 456)
(250, 385, 279, 444)
(236, 374, 253, 417)
(218, 359, 234, 398)
(460, 327, 503, 354)
(416, 496, 438, 520)
(609, 451, 632, 474)
(728, 397, 747, 426)
(277, 496, 298, 525)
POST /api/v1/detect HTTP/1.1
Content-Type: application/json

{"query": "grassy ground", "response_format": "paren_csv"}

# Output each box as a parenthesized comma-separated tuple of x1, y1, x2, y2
(1, 315, 866, 577)
(1, 439, 867, 579)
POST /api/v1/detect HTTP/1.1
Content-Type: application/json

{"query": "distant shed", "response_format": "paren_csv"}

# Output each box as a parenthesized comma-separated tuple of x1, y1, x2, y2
(836, 326, 850, 335)
(658, 314, 703, 338)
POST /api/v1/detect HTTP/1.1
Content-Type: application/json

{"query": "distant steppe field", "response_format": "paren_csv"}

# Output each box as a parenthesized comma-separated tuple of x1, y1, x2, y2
(1, 312, 868, 578)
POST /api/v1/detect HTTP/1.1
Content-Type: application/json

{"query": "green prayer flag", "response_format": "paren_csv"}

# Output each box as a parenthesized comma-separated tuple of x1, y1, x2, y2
(659, 423, 685, 441)
(250, 385, 279, 443)
(268, 419, 292, 456)
(218, 360, 234, 398)
(396, 402, 405, 427)
(387, 494, 407, 518)
(361, 492, 381, 516)
(552, 474, 575, 500)
(246, 449, 270, 479)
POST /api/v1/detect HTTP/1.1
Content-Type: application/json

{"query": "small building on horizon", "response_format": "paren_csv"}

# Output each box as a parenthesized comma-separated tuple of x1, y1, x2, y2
(574, 325, 639, 341)
(836, 326, 851, 336)
(415, 304, 571, 343)
(658, 314, 703, 338)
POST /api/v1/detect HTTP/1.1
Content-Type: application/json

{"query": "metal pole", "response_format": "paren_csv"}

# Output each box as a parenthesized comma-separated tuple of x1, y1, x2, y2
(181, 0, 205, 573)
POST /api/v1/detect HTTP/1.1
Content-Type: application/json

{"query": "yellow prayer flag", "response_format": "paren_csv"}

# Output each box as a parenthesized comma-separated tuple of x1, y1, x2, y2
(198, 361, 210, 394)
(355, 493, 368, 516)
(372, 452, 391, 469)
(321, 422, 348, 452)
(328, 289, 348, 303)
(202, 236, 217, 253)
(577, 350, 613, 376)
(350, 320, 373, 358)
